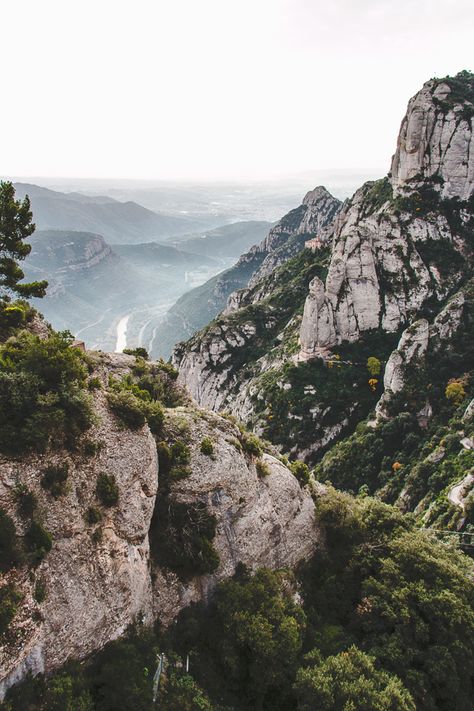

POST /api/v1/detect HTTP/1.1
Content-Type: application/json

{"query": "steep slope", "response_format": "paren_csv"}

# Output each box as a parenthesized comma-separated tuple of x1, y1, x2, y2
(148, 187, 341, 359)
(13, 183, 214, 243)
(0, 337, 318, 697)
(174, 71, 474, 465)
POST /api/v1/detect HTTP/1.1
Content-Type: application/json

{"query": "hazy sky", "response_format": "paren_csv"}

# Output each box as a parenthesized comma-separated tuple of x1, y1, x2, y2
(3, 0, 473, 181)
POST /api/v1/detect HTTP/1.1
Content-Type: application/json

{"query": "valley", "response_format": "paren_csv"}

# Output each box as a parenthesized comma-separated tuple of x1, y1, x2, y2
(1, 69, 474, 711)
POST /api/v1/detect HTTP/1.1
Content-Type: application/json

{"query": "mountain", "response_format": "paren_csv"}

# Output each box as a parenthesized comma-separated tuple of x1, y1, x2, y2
(13, 183, 219, 244)
(149, 187, 341, 359)
(22, 230, 220, 351)
(173, 71, 474, 525)
(177, 220, 273, 259)
(2, 72, 474, 710)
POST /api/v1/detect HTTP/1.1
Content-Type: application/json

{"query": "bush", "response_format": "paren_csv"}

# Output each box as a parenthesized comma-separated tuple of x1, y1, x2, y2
(123, 347, 149, 359)
(87, 376, 102, 390)
(446, 378, 467, 405)
(85, 506, 102, 524)
(107, 390, 147, 429)
(14, 485, 37, 518)
(290, 460, 310, 486)
(241, 432, 263, 458)
(82, 438, 103, 457)
(150, 500, 219, 579)
(107, 388, 164, 434)
(34, 579, 47, 603)
(145, 400, 164, 434)
(25, 521, 52, 564)
(200, 437, 214, 456)
(96, 473, 119, 507)
(41, 463, 69, 498)
(256, 459, 271, 477)
(0, 330, 94, 454)
(0, 584, 22, 638)
(294, 646, 415, 711)
(0, 508, 21, 571)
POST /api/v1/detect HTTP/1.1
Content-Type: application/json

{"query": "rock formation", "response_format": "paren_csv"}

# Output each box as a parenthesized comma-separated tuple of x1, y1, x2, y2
(298, 73, 473, 359)
(0, 353, 318, 697)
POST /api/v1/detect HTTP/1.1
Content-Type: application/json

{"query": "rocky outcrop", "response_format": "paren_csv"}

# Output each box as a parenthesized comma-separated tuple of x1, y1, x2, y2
(151, 407, 319, 624)
(0, 386, 158, 696)
(244, 187, 342, 289)
(0, 354, 319, 696)
(375, 288, 467, 421)
(223, 187, 341, 314)
(391, 74, 474, 200)
(298, 72, 474, 360)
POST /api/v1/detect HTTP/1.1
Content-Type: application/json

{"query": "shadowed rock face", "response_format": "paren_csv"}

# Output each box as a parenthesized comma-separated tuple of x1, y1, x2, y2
(0, 354, 319, 697)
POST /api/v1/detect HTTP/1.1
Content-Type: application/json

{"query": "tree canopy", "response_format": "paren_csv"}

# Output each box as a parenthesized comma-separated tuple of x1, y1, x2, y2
(0, 181, 47, 301)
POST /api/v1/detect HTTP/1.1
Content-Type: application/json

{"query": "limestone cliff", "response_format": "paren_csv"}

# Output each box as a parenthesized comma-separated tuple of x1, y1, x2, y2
(0, 352, 318, 697)
(173, 71, 474, 463)
(299, 72, 474, 358)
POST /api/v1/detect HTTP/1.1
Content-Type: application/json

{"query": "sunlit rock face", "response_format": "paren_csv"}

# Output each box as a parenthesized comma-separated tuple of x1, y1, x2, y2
(298, 73, 474, 360)
(391, 77, 474, 200)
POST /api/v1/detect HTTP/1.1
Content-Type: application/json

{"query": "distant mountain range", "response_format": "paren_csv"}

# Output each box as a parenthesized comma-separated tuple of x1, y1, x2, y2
(13, 183, 223, 244)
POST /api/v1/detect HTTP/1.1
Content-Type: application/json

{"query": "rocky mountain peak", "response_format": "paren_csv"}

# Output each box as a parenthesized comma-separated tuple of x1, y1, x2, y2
(302, 185, 335, 206)
(390, 70, 474, 200)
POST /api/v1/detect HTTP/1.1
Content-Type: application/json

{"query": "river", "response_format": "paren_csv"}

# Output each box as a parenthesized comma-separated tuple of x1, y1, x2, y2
(115, 315, 130, 353)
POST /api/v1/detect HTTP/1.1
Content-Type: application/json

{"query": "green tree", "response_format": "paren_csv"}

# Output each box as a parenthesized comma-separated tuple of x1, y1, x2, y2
(367, 356, 382, 377)
(294, 646, 415, 711)
(211, 569, 306, 708)
(0, 182, 47, 301)
(158, 672, 214, 710)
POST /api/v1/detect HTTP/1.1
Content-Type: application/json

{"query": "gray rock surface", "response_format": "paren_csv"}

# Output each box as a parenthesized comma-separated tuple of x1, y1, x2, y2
(0, 355, 319, 695)
(391, 79, 474, 200)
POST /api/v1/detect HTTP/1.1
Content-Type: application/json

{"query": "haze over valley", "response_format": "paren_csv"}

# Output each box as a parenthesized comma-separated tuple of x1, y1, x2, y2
(10, 174, 367, 356)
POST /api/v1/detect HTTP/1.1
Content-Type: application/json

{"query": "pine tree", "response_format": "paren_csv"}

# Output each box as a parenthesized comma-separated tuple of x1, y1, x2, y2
(0, 181, 47, 301)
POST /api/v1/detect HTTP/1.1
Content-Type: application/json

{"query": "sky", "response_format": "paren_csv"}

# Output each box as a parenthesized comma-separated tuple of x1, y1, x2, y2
(2, 0, 473, 181)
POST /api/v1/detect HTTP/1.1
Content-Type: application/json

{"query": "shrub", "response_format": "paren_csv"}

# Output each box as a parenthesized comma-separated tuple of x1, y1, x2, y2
(33, 579, 47, 603)
(25, 521, 52, 565)
(367, 356, 382, 376)
(123, 347, 149, 360)
(446, 378, 467, 405)
(0, 508, 21, 571)
(150, 500, 219, 579)
(107, 390, 147, 429)
(256, 459, 271, 477)
(294, 645, 415, 711)
(87, 376, 102, 390)
(145, 400, 164, 434)
(41, 463, 69, 498)
(241, 432, 263, 458)
(14, 484, 37, 518)
(0, 584, 22, 638)
(200, 436, 214, 456)
(82, 438, 103, 457)
(85, 506, 102, 524)
(0, 330, 93, 454)
(290, 460, 310, 486)
(107, 388, 164, 434)
(96, 473, 119, 507)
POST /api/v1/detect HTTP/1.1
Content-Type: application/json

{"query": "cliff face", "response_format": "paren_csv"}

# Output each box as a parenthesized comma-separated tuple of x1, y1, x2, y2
(0, 353, 318, 697)
(299, 73, 474, 358)
(391, 73, 474, 200)
(243, 186, 341, 289)
(173, 72, 474, 463)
